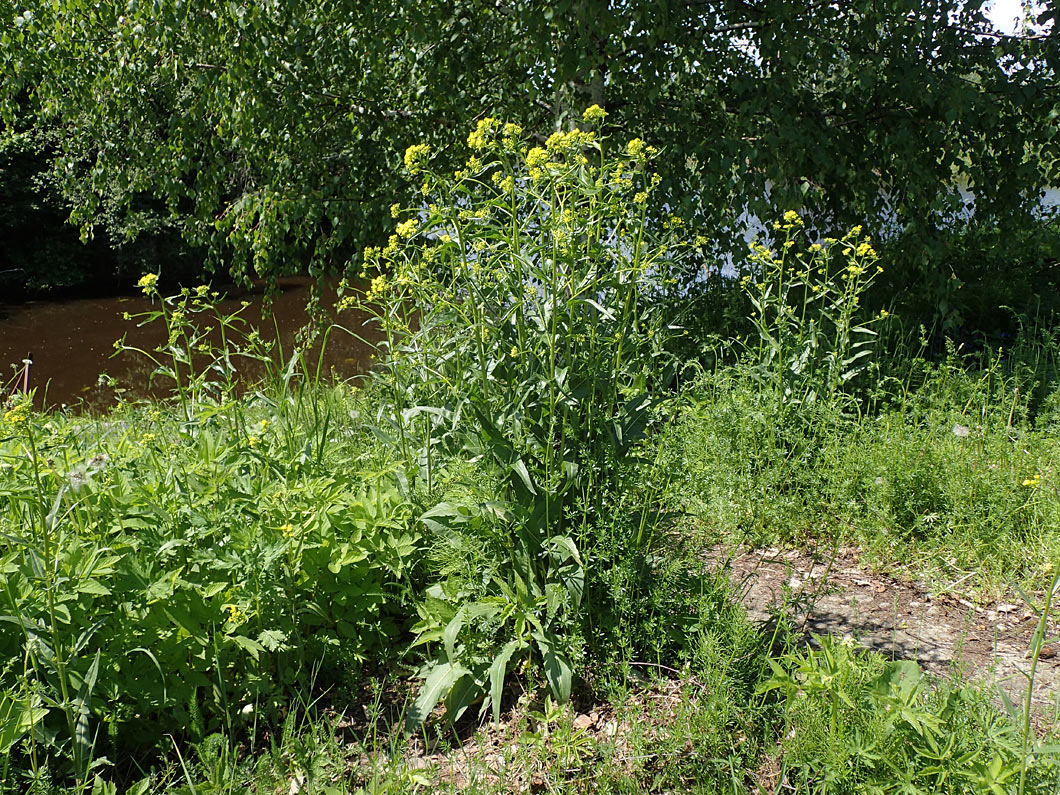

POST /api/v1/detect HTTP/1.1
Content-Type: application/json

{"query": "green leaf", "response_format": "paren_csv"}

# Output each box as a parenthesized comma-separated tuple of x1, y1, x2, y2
(226, 635, 264, 661)
(76, 579, 112, 597)
(487, 639, 526, 723)
(534, 633, 572, 703)
(511, 458, 537, 496)
(405, 661, 470, 732)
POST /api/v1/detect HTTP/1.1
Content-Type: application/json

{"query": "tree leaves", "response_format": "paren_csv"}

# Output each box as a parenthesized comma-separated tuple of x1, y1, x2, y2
(3, 1, 1055, 287)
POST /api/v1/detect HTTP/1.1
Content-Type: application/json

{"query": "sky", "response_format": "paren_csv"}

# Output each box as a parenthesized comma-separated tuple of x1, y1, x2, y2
(984, 0, 1026, 33)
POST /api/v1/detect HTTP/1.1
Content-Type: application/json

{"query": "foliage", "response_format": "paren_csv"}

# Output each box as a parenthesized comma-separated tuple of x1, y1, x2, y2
(344, 114, 689, 727)
(760, 637, 1060, 794)
(3, 255, 1060, 790)
(0, 292, 418, 787)
(3, 1, 1057, 294)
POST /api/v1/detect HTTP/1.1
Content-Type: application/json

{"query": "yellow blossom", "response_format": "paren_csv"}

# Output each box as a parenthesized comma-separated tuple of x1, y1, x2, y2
(367, 274, 389, 300)
(626, 137, 656, 160)
(2, 401, 31, 425)
(137, 273, 159, 294)
(526, 147, 549, 171)
(468, 117, 500, 150)
(582, 104, 607, 124)
(224, 604, 247, 624)
(403, 143, 430, 174)
(396, 218, 419, 239)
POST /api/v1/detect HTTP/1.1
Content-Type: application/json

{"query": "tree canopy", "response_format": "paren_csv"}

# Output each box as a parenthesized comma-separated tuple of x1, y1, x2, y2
(3, 1, 1058, 284)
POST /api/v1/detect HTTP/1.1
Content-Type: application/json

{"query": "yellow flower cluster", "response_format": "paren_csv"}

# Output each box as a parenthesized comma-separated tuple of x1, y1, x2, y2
(526, 146, 549, 181)
(366, 274, 389, 301)
(626, 137, 657, 161)
(468, 117, 500, 150)
(490, 171, 515, 194)
(545, 128, 596, 155)
(502, 122, 522, 149)
(279, 522, 296, 538)
(224, 604, 247, 624)
(582, 104, 607, 124)
(137, 273, 159, 294)
(396, 218, 419, 239)
(403, 143, 430, 174)
(2, 400, 30, 425)
(1023, 473, 1042, 488)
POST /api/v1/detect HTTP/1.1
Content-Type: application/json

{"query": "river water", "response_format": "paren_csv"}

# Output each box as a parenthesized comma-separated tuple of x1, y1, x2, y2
(0, 276, 378, 410)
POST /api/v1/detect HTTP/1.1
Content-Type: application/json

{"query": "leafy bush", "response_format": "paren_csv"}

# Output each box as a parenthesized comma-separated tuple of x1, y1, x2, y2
(0, 293, 419, 786)
(761, 637, 1060, 794)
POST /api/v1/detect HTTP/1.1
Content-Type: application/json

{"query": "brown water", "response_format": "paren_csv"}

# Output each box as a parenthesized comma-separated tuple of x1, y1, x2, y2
(0, 276, 379, 410)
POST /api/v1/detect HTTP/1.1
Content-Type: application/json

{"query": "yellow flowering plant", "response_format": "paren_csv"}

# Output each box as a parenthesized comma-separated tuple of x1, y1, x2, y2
(117, 277, 277, 422)
(742, 215, 889, 409)
(343, 114, 688, 728)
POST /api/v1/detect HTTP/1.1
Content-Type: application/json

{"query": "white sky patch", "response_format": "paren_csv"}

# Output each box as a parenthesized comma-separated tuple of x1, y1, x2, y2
(984, 0, 1024, 33)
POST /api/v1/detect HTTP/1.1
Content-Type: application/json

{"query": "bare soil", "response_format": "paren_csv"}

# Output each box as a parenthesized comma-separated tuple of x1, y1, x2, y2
(714, 543, 1060, 715)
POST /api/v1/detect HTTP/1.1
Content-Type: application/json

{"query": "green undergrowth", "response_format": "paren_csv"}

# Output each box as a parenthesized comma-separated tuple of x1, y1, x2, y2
(668, 355, 1060, 599)
(3, 114, 1060, 793)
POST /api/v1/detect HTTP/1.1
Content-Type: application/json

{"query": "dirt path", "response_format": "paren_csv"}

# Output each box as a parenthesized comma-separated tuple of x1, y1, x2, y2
(715, 545, 1060, 716)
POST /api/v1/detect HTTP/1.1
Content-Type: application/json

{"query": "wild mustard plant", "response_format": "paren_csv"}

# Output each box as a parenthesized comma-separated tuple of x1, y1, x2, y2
(342, 110, 689, 726)
(743, 215, 886, 410)
(118, 279, 277, 420)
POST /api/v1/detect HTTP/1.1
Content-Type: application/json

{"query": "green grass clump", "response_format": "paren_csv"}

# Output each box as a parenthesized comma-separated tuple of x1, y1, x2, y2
(668, 361, 1060, 597)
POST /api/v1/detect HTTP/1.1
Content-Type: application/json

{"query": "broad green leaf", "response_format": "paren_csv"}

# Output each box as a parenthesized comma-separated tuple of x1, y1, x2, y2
(405, 661, 470, 732)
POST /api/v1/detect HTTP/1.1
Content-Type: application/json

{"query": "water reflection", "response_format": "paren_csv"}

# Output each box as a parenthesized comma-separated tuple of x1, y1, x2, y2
(0, 276, 378, 411)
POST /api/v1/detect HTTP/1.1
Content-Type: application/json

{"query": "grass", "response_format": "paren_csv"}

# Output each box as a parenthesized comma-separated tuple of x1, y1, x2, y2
(3, 116, 1060, 793)
(666, 360, 1060, 601)
(4, 357, 1059, 793)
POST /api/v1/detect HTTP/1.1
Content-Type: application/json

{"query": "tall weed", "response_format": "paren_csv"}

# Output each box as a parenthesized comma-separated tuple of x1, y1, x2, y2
(344, 111, 690, 726)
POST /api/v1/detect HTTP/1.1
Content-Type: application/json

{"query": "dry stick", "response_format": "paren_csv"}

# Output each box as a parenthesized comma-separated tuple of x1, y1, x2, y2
(21, 352, 32, 394)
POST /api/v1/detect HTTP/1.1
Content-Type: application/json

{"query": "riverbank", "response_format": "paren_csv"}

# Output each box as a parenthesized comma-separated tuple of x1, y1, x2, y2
(2, 314, 1059, 792)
